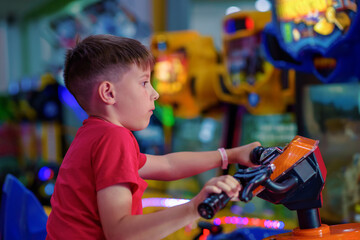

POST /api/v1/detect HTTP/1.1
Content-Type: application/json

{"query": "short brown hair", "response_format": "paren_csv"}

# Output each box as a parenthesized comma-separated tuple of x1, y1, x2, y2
(63, 34, 154, 111)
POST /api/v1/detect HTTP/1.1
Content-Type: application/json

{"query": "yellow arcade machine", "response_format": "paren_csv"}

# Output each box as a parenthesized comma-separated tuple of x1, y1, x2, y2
(215, 11, 295, 115)
(150, 30, 221, 119)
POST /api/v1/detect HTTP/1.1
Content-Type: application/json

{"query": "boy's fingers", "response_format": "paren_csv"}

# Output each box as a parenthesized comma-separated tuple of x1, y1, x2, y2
(204, 175, 242, 198)
(215, 181, 232, 193)
(204, 185, 222, 194)
(218, 180, 240, 192)
(215, 179, 241, 198)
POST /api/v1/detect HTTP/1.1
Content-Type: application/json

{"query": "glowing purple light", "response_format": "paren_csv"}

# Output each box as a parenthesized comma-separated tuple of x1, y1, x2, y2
(211, 216, 285, 229)
(142, 198, 190, 208)
(38, 167, 54, 181)
(213, 218, 221, 226)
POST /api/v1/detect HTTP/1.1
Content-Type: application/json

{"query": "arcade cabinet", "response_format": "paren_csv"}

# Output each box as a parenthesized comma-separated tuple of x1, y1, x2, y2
(150, 30, 221, 119)
(215, 11, 295, 115)
(262, 0, 360, 224)
(149, 30, 224, 159)
(215, 10, 297, 158)
(198, 135, 360, 239)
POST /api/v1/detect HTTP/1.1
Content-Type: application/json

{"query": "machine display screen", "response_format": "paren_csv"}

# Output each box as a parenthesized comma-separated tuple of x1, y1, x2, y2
(225, 33, 271, 88)
(153, 52, 188, 95)
(275, 0, 357, 55)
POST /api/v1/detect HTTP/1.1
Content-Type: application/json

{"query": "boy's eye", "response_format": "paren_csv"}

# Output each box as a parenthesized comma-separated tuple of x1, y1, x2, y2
(142, 81, 149, 86)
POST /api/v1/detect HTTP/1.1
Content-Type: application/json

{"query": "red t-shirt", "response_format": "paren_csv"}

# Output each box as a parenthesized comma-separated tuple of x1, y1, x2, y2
(46, 117, 148, 239)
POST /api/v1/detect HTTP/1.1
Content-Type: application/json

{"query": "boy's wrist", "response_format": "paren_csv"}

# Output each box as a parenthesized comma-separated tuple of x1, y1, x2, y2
(189, 197, 202, 219)
(218, 148, 228, 169)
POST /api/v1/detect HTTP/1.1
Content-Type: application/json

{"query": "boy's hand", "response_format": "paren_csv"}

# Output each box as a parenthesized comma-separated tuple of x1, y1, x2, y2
(191, 175, 241, 215)
(226, 142, 261, 168)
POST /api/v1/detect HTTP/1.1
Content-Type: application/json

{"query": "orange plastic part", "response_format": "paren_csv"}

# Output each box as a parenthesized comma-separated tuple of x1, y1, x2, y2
(253, 135, 323, 196)
(263, 223, 360, 239)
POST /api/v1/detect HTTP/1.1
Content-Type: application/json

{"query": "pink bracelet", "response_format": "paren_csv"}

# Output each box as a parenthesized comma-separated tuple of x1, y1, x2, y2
(218, 148, 228, 169)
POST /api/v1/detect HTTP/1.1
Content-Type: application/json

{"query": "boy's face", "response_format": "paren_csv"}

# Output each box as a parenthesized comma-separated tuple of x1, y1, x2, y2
(113, 64, 159, 131)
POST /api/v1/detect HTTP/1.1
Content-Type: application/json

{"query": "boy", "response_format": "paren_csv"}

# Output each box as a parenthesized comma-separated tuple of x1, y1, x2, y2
(46, 34, 260, 240)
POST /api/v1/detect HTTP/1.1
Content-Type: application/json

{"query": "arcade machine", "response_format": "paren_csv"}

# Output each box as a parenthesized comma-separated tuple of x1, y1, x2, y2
(210, 10, 298, 234)
(198, 135, 360, 239)
(216, 11, 294, 115)
(9, 73, 64, 206)
(215, 10, 297, 161)
(138, 30, 225, 167)
(261, 0, 360, 224)
(151, 30, 220, 119)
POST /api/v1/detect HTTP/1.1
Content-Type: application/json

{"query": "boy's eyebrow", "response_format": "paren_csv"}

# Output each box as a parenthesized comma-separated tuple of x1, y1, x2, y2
(141, 73, 150, 79)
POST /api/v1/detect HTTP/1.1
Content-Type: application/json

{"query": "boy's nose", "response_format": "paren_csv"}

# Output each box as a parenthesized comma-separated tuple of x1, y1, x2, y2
(152, 86, 159, 100)
(153, 90, 160, 100)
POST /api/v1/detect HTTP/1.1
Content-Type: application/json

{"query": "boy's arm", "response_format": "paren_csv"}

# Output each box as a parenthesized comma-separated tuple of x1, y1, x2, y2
(139, 141, 261, 181)
(98, 175, 240, 240)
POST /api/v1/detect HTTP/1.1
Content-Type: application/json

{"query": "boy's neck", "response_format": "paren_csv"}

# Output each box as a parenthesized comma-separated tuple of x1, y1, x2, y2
(90, 115, 110, 122)
(89, 114, 125, 128)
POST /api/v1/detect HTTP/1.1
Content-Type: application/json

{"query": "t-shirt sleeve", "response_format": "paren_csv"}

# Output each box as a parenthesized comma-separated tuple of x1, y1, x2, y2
(92, 127, 141, 192)
(139, 153, 147, 169)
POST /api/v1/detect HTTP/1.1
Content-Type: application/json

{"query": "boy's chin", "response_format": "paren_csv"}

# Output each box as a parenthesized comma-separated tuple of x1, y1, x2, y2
(130, 122, 150, 132)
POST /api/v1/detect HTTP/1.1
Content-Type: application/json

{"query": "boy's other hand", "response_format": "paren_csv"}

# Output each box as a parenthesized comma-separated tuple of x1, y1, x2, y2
(191, 175, 241, 216)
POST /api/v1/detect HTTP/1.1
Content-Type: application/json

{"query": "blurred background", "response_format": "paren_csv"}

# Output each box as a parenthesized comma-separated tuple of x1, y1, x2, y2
(0, 0, 359, 239)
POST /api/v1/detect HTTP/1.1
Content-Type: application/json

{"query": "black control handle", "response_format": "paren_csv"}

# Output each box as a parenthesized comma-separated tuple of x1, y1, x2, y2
(237, 167, 272, 202)
(250, 146, 266, 165)
(264, 176, 298, 194)
(197, 192, 231, 219)
(197, 146, 276, 219)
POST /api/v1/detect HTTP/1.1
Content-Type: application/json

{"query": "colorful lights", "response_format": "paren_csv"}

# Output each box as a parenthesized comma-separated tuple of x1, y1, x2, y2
(153, 54, 188, 94)
(39, 181, 55, 197)
(38, 166, 54, 181)
(225, 6, 241, 15)
(142, 198, 285, 230)
(38, 166, 56, 197)
(142, 198, 190, 208)
(245, 17, 255, 30)
(255, 0, 271, 12)
(213, 216, 285, 230)
(224, 17, 255, 34)
(248, 92, 260, 107)
(199, 229, 210, 240)
(44, 182, 55, 196)
(264, 219, 285, 229)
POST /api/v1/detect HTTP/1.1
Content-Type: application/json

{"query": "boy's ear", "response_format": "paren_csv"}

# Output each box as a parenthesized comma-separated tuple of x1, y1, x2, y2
(98, 81, 116, 105)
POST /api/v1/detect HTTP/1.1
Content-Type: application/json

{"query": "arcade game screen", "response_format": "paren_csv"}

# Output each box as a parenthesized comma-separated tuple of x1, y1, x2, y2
(263, 0, 360, 83)
(275, 0, 357, 50)
(220, 11, 295, 115)
(223, 12, 272, 89)
(225, 32, 268, 87)
(152, 51, 188, 96)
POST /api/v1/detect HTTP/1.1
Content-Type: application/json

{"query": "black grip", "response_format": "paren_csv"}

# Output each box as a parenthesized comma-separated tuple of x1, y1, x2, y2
(264, 176, 298, 194)
(197, 192, 230, 219)
(250, 146, 266, 165)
